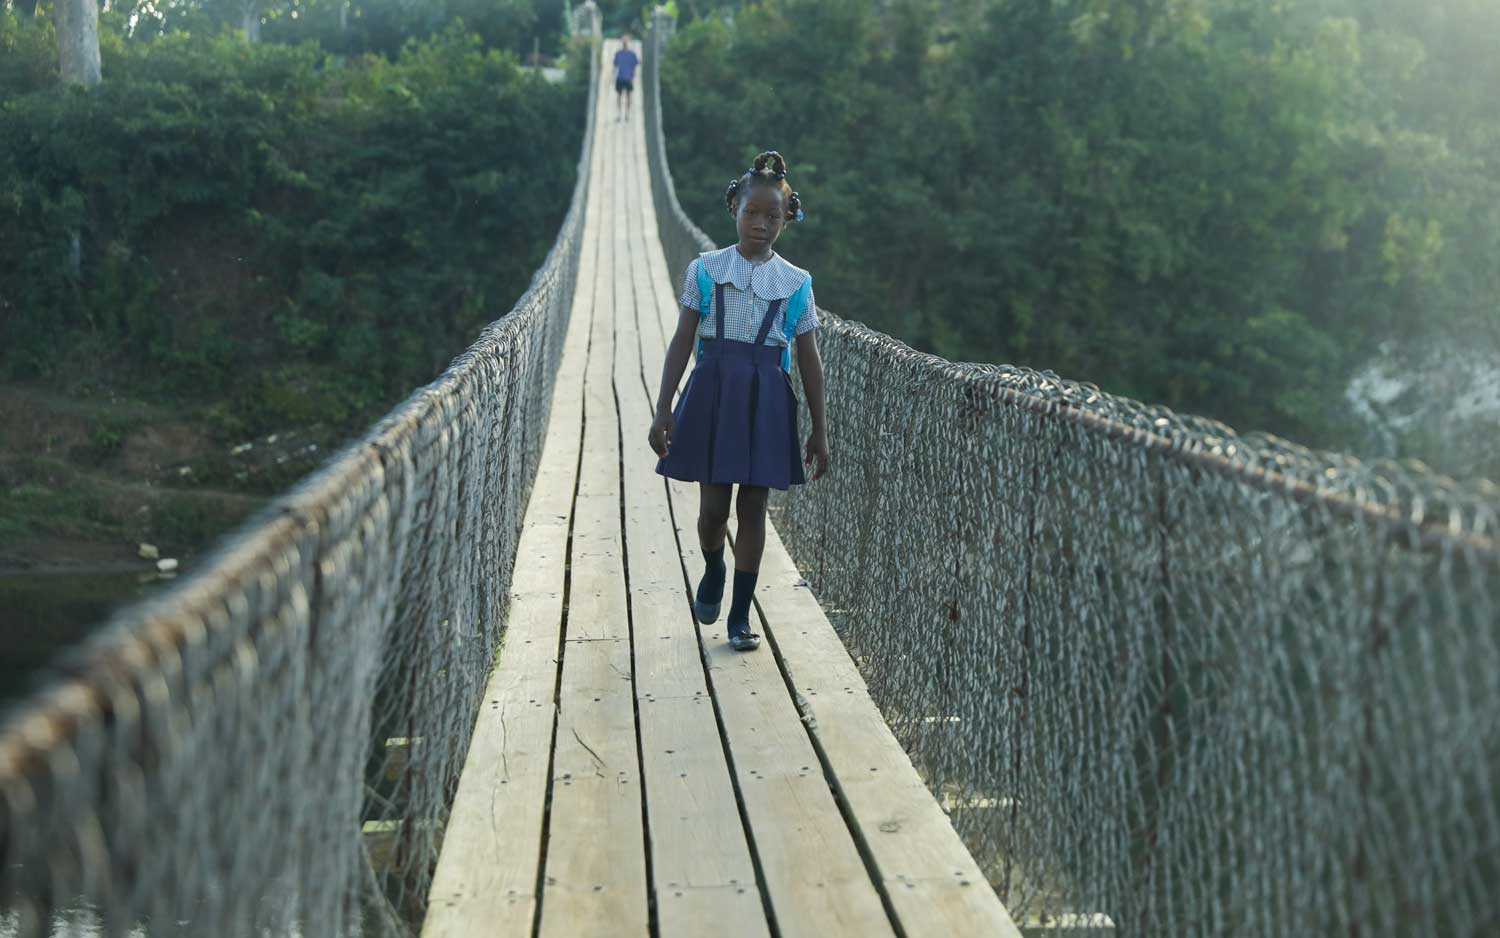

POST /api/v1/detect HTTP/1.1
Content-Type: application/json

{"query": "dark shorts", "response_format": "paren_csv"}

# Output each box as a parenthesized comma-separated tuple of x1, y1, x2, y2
(615, 77, 634, 93)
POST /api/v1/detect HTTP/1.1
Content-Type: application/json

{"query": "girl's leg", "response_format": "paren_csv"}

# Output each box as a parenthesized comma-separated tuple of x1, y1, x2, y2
(693, 483, 733, 623)
(732, 485, 769, 574)
(726, 485, 769, 650)
(697, 483, 732, 552)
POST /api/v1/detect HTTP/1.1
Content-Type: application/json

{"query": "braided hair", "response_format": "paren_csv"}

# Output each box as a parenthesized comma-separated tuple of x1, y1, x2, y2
(724, 150, 804, 222)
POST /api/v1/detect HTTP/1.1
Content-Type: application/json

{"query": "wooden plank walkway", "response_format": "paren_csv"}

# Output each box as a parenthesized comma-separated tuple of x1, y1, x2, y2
(423, 43, 1022, 938)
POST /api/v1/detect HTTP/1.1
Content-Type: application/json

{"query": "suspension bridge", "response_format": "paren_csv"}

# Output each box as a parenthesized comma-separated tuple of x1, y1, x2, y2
(2, 22, 1498, 938)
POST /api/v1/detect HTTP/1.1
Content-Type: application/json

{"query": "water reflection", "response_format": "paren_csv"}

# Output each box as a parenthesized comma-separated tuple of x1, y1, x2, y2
(0, 569, 168, 707)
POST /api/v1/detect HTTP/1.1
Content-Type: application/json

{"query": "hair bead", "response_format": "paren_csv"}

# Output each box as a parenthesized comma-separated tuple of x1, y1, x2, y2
(725, 151, 802, 216)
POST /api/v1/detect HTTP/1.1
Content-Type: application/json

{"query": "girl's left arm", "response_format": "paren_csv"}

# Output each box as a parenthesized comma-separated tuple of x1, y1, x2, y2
(795, 330, 830, 480)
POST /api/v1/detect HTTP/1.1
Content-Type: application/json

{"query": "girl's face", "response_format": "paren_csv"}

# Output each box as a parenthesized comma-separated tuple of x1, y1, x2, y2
(733, 185, 788, 258)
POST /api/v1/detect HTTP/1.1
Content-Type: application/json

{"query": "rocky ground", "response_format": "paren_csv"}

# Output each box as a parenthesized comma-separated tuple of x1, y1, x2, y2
(1344, 339, 1500, 484)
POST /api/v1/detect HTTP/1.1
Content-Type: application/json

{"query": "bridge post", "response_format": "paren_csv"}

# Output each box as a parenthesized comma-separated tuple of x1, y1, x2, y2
(651, 4, 676, 41)
(572, 0, 600, 40)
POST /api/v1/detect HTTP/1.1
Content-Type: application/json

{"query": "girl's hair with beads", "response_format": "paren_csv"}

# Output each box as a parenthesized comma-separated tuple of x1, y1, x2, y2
(724, 150, 804, 222)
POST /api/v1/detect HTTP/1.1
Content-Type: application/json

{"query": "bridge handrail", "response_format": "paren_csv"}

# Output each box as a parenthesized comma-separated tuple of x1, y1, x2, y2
(646, 14, 1498, 936)
(0, 42, 601, 937)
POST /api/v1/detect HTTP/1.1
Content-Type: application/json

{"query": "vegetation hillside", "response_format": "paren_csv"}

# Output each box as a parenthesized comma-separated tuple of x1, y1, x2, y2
(0, 10, 585, 691)
(662, 0, 1500, 479)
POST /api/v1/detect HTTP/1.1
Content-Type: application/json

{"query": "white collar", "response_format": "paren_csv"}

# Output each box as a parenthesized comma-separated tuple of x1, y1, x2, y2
(700, 246, 809, 301)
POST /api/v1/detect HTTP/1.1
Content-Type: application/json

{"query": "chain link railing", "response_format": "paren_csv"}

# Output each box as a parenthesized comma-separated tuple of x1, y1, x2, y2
(643, 9, 711, 299)
(0, 43, 599, 938)
(644, 17, 1500, 936)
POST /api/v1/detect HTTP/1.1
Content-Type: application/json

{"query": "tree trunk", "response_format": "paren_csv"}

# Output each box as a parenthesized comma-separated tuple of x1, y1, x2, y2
(16, 0, 40, 18)
(241, 0, 260, 41)
(54, 0, 102, 87)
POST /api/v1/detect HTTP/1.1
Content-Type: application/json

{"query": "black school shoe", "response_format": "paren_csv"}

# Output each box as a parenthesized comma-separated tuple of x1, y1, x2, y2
(727, 618, 761, 652)
(694, 561, 726, 624)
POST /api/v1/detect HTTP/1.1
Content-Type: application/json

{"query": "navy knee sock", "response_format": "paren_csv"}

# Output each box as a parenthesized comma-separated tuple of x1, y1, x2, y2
(727, 568, 758, 631)
(697, 546, 726, 602)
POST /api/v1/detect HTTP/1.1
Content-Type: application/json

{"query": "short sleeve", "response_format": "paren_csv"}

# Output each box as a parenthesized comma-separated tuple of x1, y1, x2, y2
(679, 258, 702, 311)
(792, 280, 820, 337)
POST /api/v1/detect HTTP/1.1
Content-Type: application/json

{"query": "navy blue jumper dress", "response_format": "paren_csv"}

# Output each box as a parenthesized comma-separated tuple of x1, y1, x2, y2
(656, 253, 815, 491)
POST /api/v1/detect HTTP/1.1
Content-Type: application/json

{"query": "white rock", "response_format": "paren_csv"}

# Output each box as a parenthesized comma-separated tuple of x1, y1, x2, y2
(138, 543, 159, 560)
(157, 558, 179, 573)
(266, 434, 279, 445)
(232, 443, 253, 455)
(176, 466, 193, 477)
(1345, 338, 1500, 479)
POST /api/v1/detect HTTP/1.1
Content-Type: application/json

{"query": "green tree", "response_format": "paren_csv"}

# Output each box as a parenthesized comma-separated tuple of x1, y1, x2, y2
(1, 24, 584, 429)
(661, 0, 1496, 451)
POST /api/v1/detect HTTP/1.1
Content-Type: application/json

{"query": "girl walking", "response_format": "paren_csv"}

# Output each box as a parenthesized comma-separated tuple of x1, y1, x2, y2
(648, 151, 830, 652)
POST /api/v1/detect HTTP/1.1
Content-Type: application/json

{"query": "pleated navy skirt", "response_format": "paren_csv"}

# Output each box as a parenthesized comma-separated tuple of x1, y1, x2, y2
(656, 339, 805, 490)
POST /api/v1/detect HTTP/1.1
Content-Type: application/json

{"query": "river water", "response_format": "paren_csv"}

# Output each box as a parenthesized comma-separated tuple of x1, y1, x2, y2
(0, 570, 165, 710)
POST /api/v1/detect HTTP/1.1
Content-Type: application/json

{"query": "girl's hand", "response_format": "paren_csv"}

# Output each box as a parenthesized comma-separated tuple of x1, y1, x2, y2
(804, 431, 830, 481)
(648, 410, 674, 457)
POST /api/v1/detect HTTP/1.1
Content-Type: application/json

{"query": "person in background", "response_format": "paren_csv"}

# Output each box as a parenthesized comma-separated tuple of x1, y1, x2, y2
(613, 35, 640, 121)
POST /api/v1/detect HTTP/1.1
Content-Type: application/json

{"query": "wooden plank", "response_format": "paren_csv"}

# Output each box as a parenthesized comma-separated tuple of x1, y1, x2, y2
(639, 141, 891, 932)
(640, 168, 1011, 930)
(662, 482, 894, 938)
(751, 523, 1024, 938)
(421, 209, 594, 938)
(615, 216, 706, 699)
(423, 691, 556, 936)
(424, 47, 611, 937)
(611, 108, 772, 938)
(532, 520, 648, 919)
(635, 696, 758, 887)
(564, 495, 630, 642)
(507, 521, 570, 600)
(628, 589, 710, 701)
(538, 63, 650, 935)
(657, 884, 766, 935)
(626, 119, 680, 355)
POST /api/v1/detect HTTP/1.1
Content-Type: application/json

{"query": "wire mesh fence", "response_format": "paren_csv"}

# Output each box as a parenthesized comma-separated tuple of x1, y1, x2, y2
(0, 44, 599, 938)
(643, 17, 1500, 936)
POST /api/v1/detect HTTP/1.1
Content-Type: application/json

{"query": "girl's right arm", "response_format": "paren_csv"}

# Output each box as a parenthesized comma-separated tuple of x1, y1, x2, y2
(648, 307, 701, 456)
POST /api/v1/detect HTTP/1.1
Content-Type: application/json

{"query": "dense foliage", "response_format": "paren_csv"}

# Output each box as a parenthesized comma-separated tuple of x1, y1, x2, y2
(662, 0, 1500, 454)
(256, 0, 557, 59)
(0, 0, 574, 60)
(0, 18, 584, 436)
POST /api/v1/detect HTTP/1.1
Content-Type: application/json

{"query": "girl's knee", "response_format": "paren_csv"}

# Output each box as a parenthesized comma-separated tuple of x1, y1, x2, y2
(700, 485, 732, 527)
(701, 503, 731, 528)
(735, 485, 769, 520)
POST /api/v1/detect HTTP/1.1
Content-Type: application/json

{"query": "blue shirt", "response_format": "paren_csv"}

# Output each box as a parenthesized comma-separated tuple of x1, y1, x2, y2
(614, 49, 639, 81)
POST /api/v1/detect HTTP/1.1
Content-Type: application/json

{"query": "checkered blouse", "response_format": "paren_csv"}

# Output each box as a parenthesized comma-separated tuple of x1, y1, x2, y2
(679, 246, 819, 347)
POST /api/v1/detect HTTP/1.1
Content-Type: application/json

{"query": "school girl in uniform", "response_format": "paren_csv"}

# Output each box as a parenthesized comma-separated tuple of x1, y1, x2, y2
(648, 150, 831, 652)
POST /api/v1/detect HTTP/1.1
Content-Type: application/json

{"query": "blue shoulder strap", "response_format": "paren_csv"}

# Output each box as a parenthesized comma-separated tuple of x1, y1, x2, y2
(780, 276, 812, 372)
(695, 258, 713, 358)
